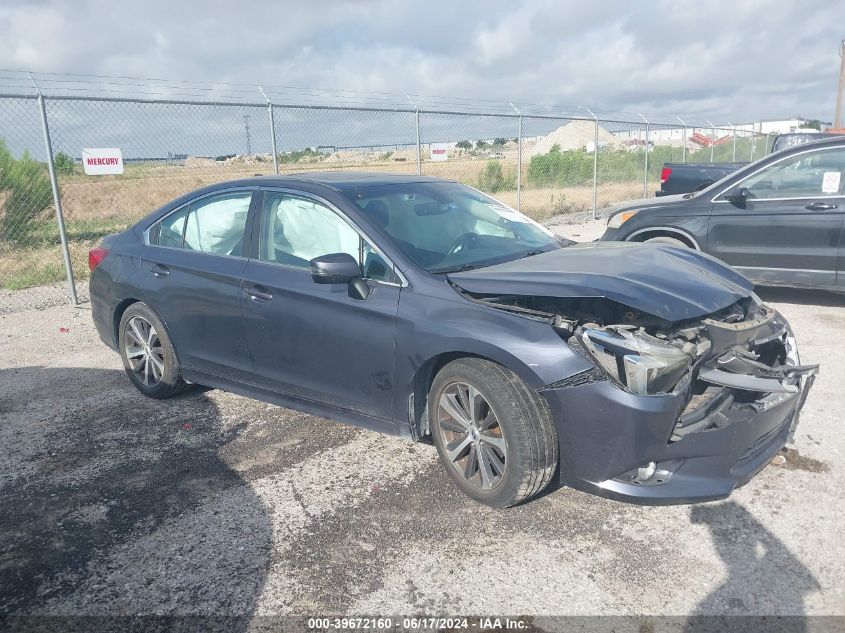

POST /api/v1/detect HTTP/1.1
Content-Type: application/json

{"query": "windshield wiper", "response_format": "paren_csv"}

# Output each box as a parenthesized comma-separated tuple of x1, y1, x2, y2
(431, 263, 477, 274)
(434, 249, 551, 274)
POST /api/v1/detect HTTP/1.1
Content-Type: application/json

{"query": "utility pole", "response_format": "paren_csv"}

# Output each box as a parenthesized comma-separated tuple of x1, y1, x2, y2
(835, 39, 845, 129)
(243, 114, 252, 155)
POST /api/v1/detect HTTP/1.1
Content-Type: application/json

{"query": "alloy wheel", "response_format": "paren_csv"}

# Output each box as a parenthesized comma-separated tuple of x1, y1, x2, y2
(436, 381, 508, 491)
(124, 316, 165, 387)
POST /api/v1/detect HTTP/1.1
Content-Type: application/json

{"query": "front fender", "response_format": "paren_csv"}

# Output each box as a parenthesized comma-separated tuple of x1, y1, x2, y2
(392, 284, 594, 425)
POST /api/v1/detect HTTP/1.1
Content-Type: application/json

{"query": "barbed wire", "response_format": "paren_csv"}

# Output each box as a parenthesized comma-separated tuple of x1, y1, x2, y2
(0, 68, 764, 128)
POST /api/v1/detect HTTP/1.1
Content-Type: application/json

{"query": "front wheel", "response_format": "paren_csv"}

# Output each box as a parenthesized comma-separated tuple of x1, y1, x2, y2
(118, 302, 192, 399)
(429, 358, 558, 507)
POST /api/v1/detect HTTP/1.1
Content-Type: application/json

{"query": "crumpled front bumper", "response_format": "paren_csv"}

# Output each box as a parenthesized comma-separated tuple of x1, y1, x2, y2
(540, 309, 818, 505)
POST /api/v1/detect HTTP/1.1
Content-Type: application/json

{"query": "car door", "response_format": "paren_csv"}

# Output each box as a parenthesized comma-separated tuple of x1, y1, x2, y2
(240, 188, 402, 422)
(707, 146, 845, 287)
(142, 188, 256, 381)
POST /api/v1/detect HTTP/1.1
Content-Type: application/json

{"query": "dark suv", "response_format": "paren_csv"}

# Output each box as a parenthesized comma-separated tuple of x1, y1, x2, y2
(601, 137, 845, 290)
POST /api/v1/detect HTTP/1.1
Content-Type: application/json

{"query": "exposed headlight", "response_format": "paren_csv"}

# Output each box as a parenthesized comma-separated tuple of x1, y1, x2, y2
(580, 326, 692, 395)
(607, 209, 638, 229)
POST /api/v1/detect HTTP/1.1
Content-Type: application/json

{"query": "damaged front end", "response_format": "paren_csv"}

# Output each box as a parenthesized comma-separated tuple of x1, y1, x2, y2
(572, 296, 818, 445)
(453, 284, 818, 503)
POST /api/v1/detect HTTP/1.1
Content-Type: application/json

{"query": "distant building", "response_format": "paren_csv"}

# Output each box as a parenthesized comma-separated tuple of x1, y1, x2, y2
(612, 119, 816, 146)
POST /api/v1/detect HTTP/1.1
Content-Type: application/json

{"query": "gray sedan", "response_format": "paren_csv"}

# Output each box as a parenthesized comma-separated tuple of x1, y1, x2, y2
(89, 173, 816, 506)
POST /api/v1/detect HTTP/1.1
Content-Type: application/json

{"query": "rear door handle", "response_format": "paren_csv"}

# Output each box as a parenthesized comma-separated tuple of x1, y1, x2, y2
(150, 264, 170, 278)
(244, 285, 273, 302)
(805, 202, 838, 211)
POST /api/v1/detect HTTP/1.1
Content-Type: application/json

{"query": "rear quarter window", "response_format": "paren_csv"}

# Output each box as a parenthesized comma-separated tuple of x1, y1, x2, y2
(148, 191, 252, 256)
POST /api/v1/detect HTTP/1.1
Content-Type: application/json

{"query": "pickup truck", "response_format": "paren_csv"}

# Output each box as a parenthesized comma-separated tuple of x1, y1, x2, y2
(656, 132, 844, 196)
(657, 162, 746, 196)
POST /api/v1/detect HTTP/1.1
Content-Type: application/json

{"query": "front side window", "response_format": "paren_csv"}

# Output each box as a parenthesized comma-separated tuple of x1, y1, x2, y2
(259, 192, 397, 283)
(740, 148, 845, 200)
(151, 191, 252, 256)
(341, 181, 564, 273)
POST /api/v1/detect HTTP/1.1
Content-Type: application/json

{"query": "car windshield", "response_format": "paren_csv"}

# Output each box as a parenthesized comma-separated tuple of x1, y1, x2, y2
(341, 181, 566, 273)
(771, 133, 822, 153)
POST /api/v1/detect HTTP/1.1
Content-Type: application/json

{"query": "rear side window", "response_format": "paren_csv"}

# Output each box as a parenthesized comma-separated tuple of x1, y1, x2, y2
(150, 191, 252, 256)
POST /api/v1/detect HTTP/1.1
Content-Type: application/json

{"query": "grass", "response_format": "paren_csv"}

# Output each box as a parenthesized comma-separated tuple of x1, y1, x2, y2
(23, 216, 133, 247)
(0, 218, 116, 290)
(3, 262, 66, 290)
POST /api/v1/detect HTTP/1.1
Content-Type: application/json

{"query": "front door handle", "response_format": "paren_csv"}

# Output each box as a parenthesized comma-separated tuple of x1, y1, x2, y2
(150, 264, 170, 278)
(805, 202, 838, 211)
(244, 285, 273, 302)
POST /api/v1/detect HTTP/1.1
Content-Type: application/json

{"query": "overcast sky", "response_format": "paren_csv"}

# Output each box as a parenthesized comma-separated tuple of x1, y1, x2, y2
(1, 0, 843, 124)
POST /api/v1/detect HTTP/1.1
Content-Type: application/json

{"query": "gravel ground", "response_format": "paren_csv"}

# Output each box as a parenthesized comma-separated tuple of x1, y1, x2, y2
(1, 215, 843, 622)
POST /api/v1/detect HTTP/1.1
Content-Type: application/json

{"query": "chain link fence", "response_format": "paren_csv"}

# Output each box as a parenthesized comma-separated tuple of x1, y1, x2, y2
(0, 84, 779, 313)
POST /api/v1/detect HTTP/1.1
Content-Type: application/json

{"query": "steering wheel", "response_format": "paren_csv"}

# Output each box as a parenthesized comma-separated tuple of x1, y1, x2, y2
(445, 232, 479, 257)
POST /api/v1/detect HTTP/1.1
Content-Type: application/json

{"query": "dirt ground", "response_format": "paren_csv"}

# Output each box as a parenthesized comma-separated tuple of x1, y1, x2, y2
(1, 215, 843, 623)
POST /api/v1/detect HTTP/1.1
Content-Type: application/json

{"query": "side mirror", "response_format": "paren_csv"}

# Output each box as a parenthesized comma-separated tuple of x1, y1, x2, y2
(310, 252, 361, 284)
(309, 253, 369, 299)
(725, 186, 750, 207)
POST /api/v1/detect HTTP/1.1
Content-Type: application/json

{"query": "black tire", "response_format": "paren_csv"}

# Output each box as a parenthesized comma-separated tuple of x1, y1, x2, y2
(643, 235, 688, 248)
(118, 302, 192, 399)
(429, 358, 558, 507)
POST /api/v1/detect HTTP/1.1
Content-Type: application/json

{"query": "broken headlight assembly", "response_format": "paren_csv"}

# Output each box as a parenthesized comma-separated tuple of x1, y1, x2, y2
(578, 326, 695, 396)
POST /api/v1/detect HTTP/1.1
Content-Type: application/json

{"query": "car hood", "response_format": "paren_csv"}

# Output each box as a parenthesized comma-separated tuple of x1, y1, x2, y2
(614, 194, 688, 212)
(448, 242, 754, 322)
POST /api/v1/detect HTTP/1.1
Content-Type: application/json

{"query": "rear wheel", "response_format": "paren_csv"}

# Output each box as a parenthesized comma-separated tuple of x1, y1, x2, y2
(429, 358, 558, 507)
(118, 302, 192, 399)
(643, 235, 688, 248)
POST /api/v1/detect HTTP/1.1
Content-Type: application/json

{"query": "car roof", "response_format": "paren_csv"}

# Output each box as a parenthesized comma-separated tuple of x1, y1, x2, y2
(205, 171, 451, 192)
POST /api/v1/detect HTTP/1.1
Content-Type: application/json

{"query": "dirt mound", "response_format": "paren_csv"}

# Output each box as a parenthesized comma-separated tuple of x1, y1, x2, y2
(529, 120, 620, 157)
(184, 156, 216, 168)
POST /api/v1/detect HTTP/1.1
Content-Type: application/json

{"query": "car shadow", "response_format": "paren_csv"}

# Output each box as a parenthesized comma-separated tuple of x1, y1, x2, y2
(686, 500, 819, 629)
(755, 286, 845, 307)
(0, 366, 272, 623)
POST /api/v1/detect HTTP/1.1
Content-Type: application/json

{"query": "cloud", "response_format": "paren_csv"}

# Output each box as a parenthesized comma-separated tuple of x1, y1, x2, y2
(0, 0, 841, 123)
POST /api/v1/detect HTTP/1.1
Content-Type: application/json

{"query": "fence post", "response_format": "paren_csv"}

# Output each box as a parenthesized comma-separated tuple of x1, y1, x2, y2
(583, 107, 599, 219)
(731, 123, 737, 161)
(415, 108, 422, 175)
(406, 95, 422, 175)
(35, 91, 78, 306)
(258, 86, 279, 175)
(677, 116, 687, 164)
(639, 114, 649, 198)
(707, 120, 715, 162)
(510, 103, 522, 212)
(761, 122, 767, 155)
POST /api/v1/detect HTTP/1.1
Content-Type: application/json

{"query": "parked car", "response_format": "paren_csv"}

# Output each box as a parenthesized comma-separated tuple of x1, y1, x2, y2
(657, 162, 747, 196)
(90, 173, 816, 507)
(602, 136, 845, 290)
